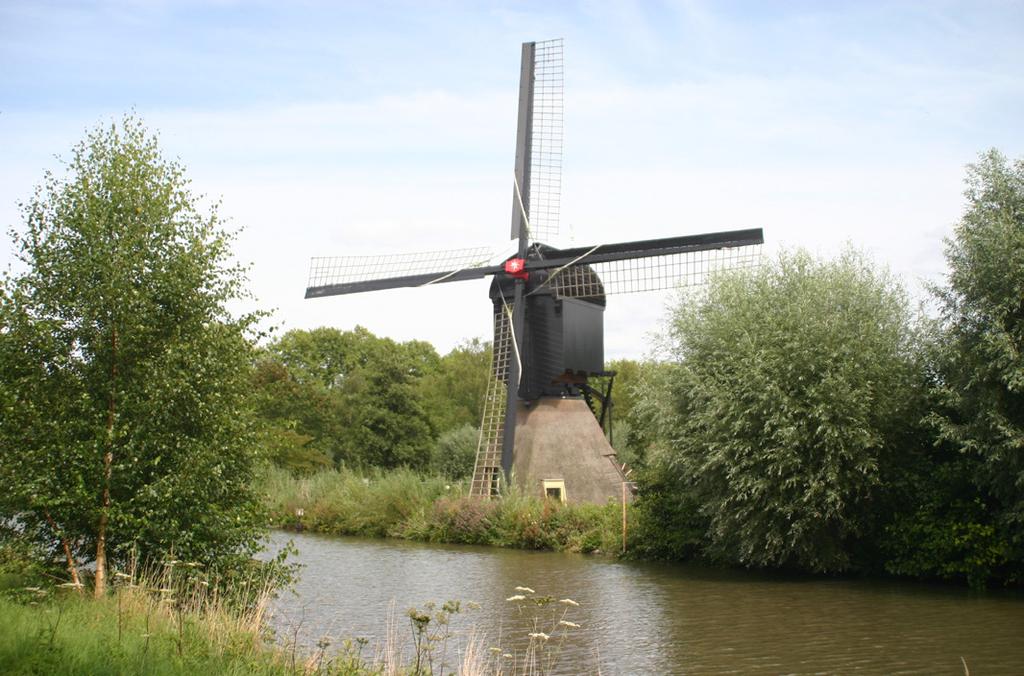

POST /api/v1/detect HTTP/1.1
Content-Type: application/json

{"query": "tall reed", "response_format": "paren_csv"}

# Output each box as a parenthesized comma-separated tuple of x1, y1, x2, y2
(261, 466, 629, 555)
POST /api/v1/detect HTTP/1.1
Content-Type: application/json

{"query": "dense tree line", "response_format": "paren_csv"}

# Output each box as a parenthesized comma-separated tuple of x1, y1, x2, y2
(252, 327, 490, 477)
(627, 150, 1023, 587)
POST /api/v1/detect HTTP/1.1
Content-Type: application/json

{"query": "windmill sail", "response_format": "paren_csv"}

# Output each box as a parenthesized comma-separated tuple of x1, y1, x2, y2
(511, 38, 563, 244)
(524, 229, 764, 299)
(568, 245, 762, 297)
(305, 246, 497, 298)
(548, 235, 763, 299)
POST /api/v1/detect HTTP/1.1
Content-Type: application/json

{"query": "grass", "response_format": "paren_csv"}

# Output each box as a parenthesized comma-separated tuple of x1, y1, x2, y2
(0, 576, 283, 675)
(260, 466, 629, 555)
(261, 466, 450, 538)
(0, 560, 592, 675)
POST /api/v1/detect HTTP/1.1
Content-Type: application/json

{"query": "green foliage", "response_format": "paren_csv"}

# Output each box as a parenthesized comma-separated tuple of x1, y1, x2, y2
(602, 358, 642, 466)
(401, 491, 624, 554)
(417, 338, 492, 434)
(260, 425, 333, 476)
(619, 361, 678, 466)
(429, 424, 479, 479)
(0, 562, 310, 676)
(252, 329, 493, 474)
(626, 461, 707, 561)
(931, 149, 1024, 548)
(649, 248, 926, 572)
(0, 532, 53, 592)
(883, 491, 1012, 588)
(0, 582, 583, 675)
(254, 326, 438, 470)
(605, 359, 641, 429)
(260, 466, 449, 537)
(261, 467, 624, 554)
(0, 597, 265, 675)
(0, 116, 266, 581)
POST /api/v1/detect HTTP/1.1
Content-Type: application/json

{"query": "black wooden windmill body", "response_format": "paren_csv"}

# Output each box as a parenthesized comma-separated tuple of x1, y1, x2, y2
(306, 39, 763, 503)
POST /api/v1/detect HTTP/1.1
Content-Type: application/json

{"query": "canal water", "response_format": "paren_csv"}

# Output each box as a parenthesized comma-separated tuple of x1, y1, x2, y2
(264, 531, 1023, 674)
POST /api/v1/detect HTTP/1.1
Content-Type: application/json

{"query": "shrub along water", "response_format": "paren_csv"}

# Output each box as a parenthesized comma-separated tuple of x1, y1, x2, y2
(260, 466, 628, 554)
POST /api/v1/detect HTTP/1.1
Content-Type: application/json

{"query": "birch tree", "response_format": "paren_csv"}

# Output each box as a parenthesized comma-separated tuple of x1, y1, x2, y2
(0, 116, 265, 596)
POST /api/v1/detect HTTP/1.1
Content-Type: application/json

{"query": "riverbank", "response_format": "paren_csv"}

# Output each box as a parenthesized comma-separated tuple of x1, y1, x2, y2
(0, 585, 288, 675)
(0, 560, 582, 676)
(260, 466, 629, 554)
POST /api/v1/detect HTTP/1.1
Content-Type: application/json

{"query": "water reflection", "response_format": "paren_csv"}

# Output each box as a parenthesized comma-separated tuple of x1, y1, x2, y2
(264, 531, 1024, 675)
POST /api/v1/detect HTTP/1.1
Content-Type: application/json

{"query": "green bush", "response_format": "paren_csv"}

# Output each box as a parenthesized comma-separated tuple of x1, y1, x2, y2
(401, 496, 498, 545)
(429, 424, 479, 480)
(261, 466, 448, 537)
(643, 248, 927, 572)
(626, 463, 707, 561)
(880, 456, 1018, 587)
(264, 467, 624, 555)
(0, 533, 53, 592)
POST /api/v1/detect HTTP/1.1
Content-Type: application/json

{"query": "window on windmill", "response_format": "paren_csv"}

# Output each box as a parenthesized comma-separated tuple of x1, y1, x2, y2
(542, 479, 566, 503)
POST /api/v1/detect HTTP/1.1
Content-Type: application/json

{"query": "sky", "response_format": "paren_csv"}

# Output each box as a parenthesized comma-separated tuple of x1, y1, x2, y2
(2, 0, 1022, 359)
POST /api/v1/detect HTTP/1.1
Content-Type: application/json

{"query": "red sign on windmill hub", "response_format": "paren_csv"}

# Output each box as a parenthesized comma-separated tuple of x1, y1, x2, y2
(504, 258, 529, 280)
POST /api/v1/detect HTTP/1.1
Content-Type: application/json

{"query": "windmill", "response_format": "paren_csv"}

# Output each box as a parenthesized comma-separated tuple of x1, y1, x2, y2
(305, 39, 763, 503)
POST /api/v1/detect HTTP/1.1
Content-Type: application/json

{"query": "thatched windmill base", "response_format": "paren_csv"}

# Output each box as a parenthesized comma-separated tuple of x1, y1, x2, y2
(510, 398, 632, 505)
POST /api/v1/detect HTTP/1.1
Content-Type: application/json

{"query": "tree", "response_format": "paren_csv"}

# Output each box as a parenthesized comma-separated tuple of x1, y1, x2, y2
(647, 248, 926, 572)
(417, 338, 492, 434)
(604, 358, 644, 466)
(932, 149, 1024, 552)
(0, 117, 265, 596)
(429, 424, 479, 479)
(251, 348, 348, 469)
(257, 326, 438, 469)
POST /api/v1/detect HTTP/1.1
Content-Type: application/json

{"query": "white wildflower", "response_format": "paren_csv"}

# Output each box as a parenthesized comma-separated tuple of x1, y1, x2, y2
(506, 594, 526, 602)
(559, 620, 580, 628)
(558, 598, 579, 606)
(514, 586, 535, 593)
(528, 632, 550, 641)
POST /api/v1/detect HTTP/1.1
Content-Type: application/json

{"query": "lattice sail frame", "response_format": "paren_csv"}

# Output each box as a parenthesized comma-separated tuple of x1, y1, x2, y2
(307, 246, 494, 290)
(525, 38, 563, 244)
(548, 244, 763, 299)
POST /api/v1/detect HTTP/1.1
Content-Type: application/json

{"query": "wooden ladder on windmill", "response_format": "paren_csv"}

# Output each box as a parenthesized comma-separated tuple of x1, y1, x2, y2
(469, 306, 514, 498)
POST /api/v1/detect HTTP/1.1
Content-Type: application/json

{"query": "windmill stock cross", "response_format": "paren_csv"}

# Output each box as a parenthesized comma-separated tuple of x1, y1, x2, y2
(305, 39, 764, 503)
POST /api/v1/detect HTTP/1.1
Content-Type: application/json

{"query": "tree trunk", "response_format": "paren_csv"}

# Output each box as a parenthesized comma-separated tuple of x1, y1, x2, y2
(43, 510, 82, 593)
(95, 325, 117, 598)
